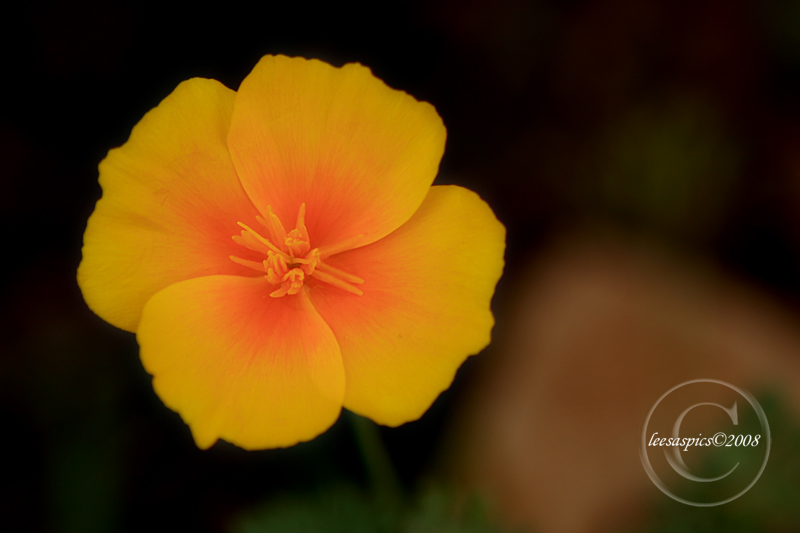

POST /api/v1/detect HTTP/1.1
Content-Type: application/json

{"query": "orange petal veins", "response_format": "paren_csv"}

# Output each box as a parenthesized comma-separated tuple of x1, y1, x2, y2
(227, 55, 446, 252)
(137, 275, 345, 450)
(307, 186, 506, 426)
(78, 79, 262, 332)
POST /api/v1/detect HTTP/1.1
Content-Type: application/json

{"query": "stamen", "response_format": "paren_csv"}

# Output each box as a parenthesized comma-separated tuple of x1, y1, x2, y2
(292, 249, 320, 275)
(284, 203, 310, 257)
(265, 251, 289, 284)
(257, 206, 288, 247)
(286, 229, 311, 257)
(315, 261, 364, 284)
(230, 204, 364, 297)
(266, 268, 283, 285)
(270, 286, 290, 298)
(236, 222, 287, 258)
(229, 255, 266, 272)
(295, 203, 308, 241)
(270, 268, 305, 298)
(311, 269, 364, 296)
(232, 233, 271, 256)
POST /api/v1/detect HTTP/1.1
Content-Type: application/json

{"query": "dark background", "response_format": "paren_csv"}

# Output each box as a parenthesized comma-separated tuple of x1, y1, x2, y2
(4, 0, 800, 531)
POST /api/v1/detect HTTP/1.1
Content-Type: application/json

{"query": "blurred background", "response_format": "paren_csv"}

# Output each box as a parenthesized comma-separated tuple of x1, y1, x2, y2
(4, 0, 800, 531)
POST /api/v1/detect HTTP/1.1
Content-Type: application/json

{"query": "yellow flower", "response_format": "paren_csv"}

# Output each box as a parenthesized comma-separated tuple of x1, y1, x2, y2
(78, 55, 505, 450)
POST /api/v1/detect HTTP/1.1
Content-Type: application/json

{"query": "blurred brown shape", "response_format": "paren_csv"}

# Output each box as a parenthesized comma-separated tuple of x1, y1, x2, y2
(451, 230, 800, 532)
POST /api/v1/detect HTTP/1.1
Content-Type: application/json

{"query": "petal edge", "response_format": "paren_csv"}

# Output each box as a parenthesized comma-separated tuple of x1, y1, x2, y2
(78, 78, 262, 332)
(228, 55, 446, 251)
(137, 275, 345, 449)
(309, 185, 506, 426)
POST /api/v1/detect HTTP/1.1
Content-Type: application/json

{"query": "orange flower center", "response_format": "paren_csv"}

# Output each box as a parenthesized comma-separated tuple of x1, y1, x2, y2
(229, 203, 365, 298)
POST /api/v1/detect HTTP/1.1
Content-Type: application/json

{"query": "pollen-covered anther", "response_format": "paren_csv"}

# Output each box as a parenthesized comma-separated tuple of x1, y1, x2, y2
(230, 203, 364, 297)
(270, 268, 305, 298)
(286, 230, 311, 257)
(263, 251, 285, 284)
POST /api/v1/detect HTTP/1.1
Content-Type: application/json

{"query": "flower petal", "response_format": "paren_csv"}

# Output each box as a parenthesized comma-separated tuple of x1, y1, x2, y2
(227, 55, 446, 250)
(78, 79, 262, 332)
(137, 275, 345, 450)
(307, 186, 505, 426)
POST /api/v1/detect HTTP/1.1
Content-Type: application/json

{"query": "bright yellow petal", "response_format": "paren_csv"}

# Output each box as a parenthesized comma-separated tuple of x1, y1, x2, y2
(307, 186, 505, 426)
(78, 79, 262, 332)
(227, 55, 446, 251)
(137, 275, 345, 450)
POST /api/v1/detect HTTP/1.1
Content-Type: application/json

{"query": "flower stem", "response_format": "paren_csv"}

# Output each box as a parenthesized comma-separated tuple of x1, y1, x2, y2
(347, 410, 404, 519)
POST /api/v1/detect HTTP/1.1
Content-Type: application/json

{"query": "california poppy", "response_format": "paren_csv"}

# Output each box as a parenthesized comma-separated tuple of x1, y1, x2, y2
(78, 55, 505, 450)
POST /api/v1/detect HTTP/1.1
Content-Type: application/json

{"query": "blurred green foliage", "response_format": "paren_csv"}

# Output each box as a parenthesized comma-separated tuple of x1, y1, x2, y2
(229, 483, 514, 533)
(642, 392, 800, 532)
